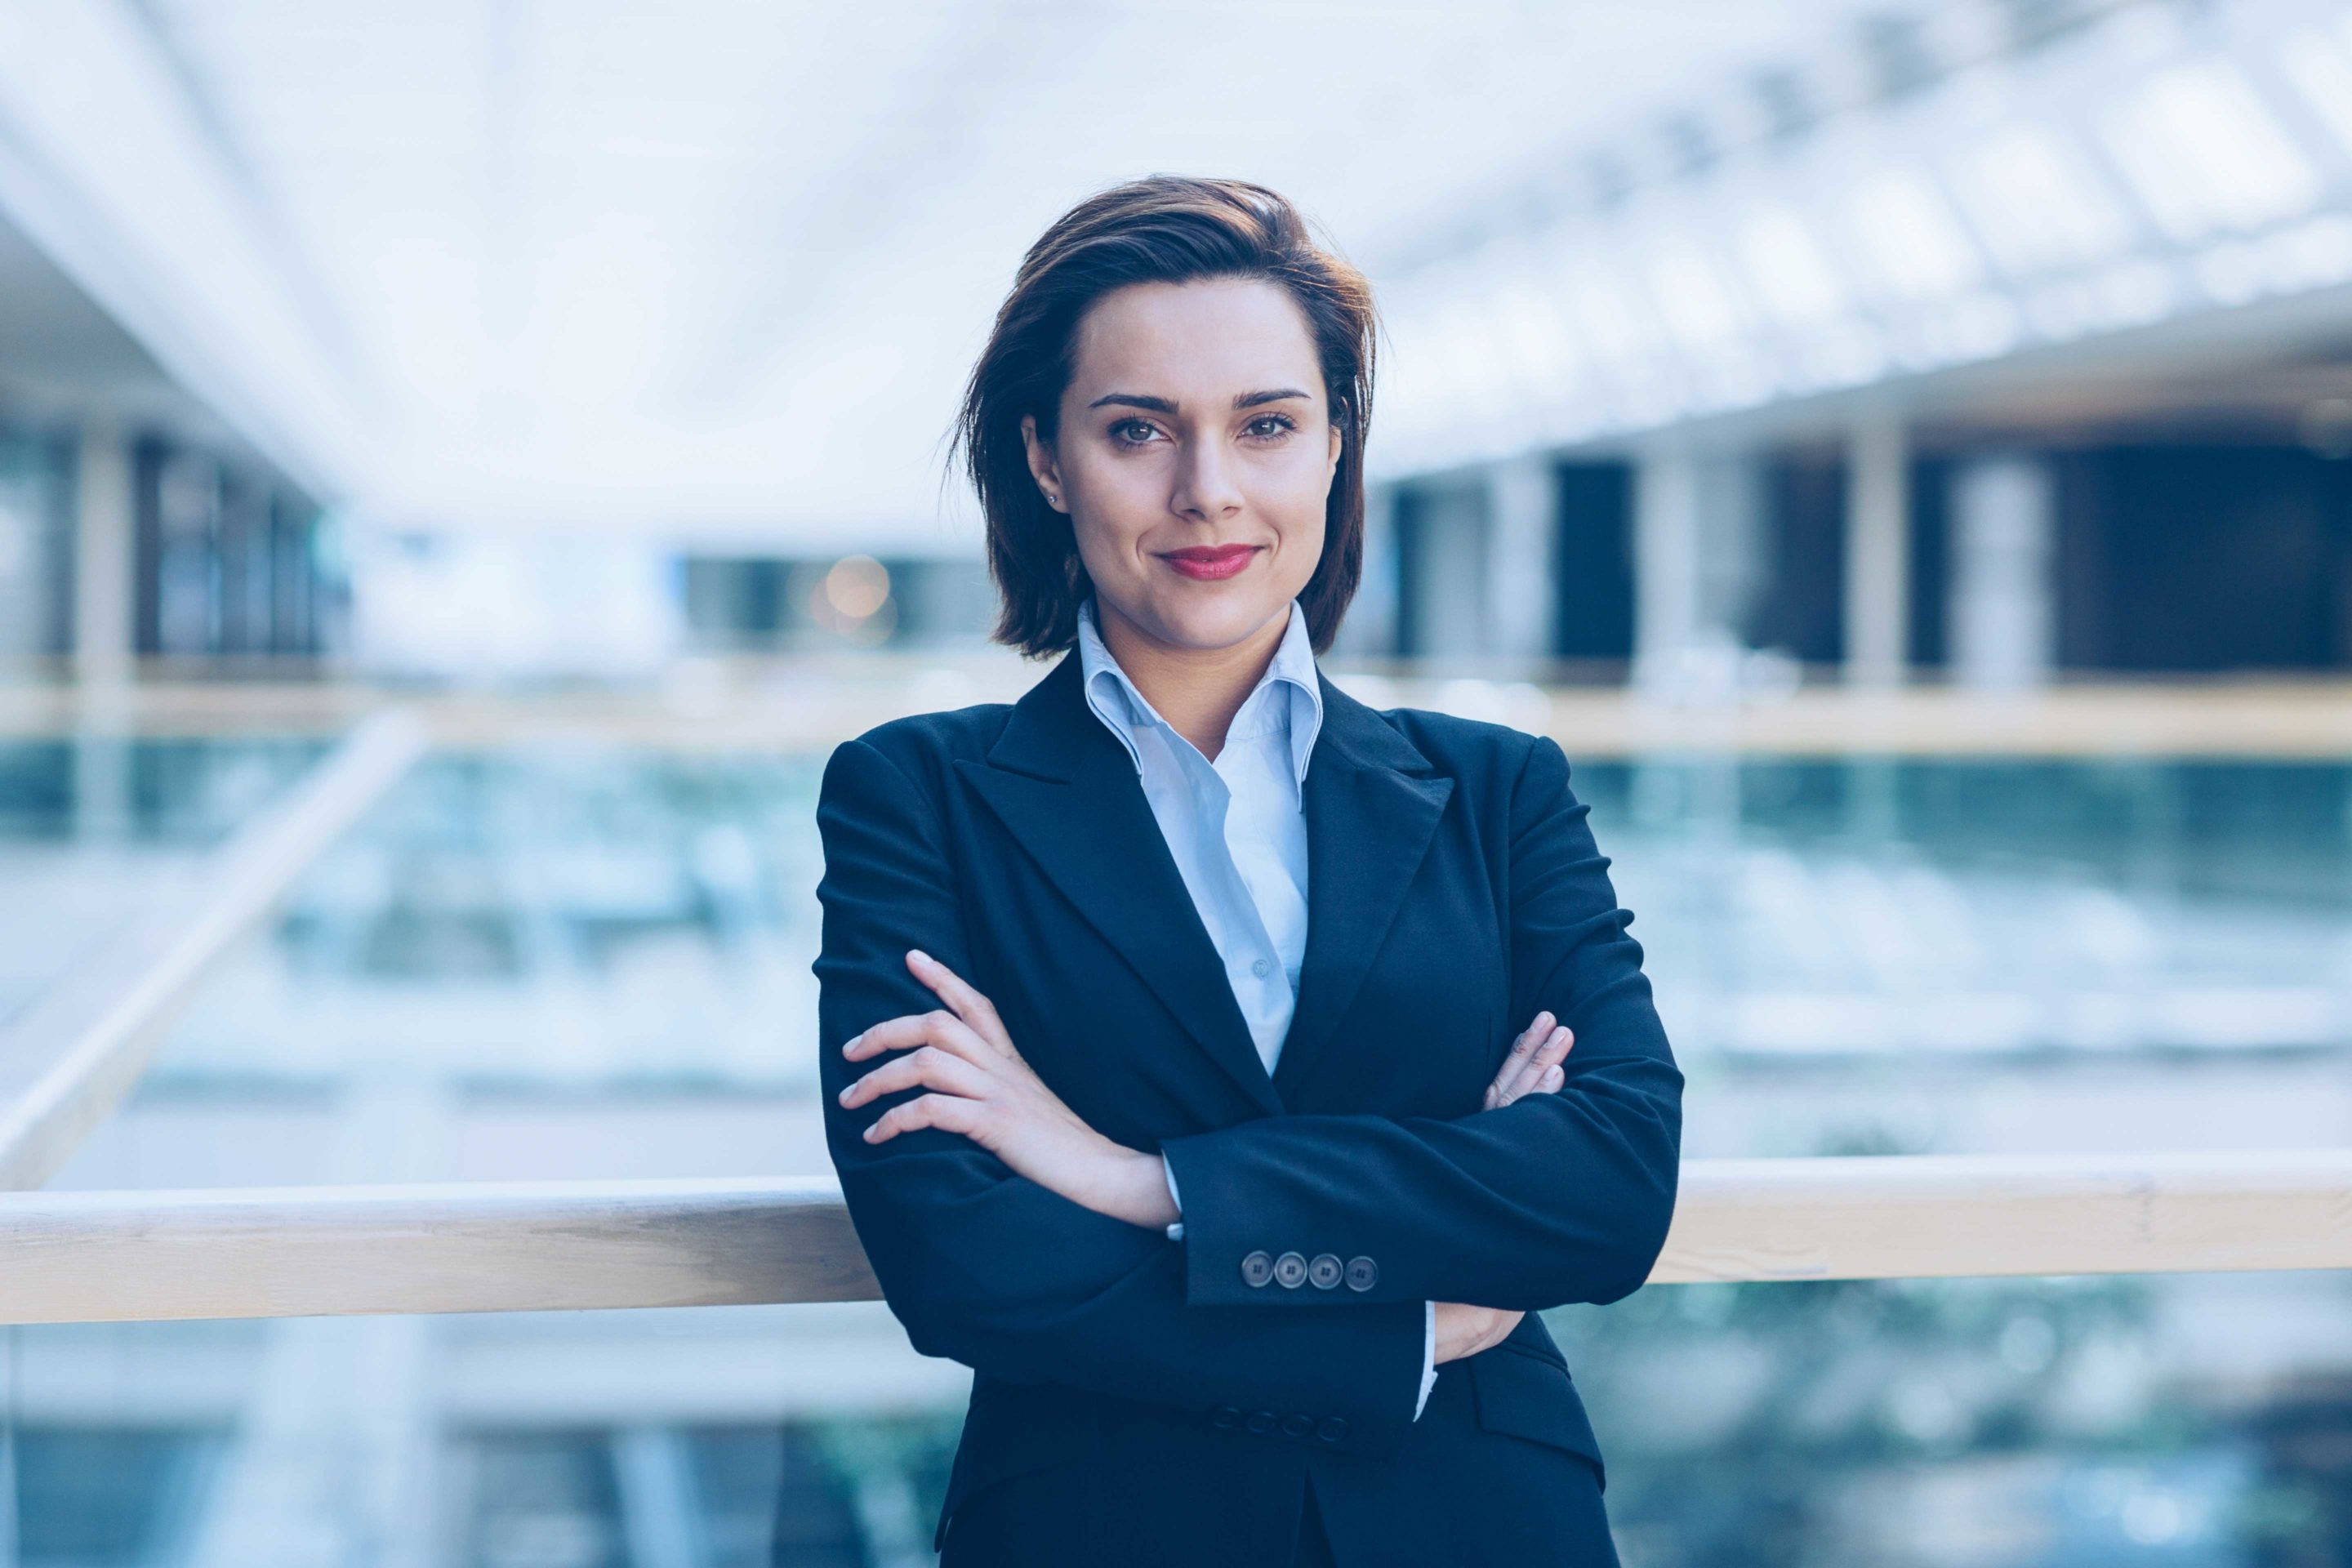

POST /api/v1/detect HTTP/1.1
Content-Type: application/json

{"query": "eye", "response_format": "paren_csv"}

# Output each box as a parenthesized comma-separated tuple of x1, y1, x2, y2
(1245, 412, 1298, 441)
(1108, 418, 1160, 448)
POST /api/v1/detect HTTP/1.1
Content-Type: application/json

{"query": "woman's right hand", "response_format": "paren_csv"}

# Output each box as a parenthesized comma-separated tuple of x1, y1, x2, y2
(1436, 1009, 1578, 1363)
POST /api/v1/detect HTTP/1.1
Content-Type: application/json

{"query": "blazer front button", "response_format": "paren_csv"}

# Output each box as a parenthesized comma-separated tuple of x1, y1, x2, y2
(1241, 1250, 1275, 1287)
(1246, 1410, 1277, 1434)
(1343, 1255, 1379, 1292)
(1273, 1251, 1308, 1288)
(1307, 1253, 1343, 1290)
(1280, 1413, 1312, 1438)
(1315, 1415, 1348, 1443)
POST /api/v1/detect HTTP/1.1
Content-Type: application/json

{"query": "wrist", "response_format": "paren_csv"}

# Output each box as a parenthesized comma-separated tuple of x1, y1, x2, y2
(1085, 1142, 1182, 1230)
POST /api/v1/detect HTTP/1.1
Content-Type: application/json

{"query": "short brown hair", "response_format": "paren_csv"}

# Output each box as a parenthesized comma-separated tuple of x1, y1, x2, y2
(947, 175, 1379, 659)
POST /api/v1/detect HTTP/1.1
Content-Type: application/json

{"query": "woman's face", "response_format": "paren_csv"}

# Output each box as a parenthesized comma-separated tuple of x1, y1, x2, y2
(1022, 275, 1343, 657)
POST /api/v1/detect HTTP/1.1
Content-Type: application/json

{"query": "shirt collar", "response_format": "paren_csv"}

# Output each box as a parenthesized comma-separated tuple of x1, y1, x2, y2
(1076, 591, 1325, 791)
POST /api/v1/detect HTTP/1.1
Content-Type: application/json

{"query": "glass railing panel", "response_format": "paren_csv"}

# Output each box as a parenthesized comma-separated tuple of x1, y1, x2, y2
(0, 736, 332, 1027)
(1, 1307, 960, 1568)
(1559, 1267, 2352, 1562)
(39, 747, 2352, 1190)
(5, 1272, 2345, 1564)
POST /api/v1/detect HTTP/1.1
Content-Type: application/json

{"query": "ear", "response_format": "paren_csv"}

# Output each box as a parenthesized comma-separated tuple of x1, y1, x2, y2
(1326, 408, 1343, 478)
(1020, 413, 1067, 511)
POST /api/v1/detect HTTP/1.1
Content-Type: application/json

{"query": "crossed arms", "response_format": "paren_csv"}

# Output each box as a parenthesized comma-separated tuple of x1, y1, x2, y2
(812, 731, 1684, 1461)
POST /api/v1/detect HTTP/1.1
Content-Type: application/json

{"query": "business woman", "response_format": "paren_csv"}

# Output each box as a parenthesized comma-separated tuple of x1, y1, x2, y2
(808, 175, 1683, 1566)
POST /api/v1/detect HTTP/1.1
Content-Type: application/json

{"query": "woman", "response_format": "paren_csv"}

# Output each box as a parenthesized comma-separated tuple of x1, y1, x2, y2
(809, 175, 1682, 1566)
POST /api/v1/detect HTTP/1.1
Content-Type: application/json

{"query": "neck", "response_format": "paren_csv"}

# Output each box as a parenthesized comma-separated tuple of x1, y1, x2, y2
(1096, 596, 1290, 764)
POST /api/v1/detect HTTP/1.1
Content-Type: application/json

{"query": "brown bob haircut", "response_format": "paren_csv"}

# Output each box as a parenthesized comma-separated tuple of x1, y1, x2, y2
(947, 175, 1379, 659)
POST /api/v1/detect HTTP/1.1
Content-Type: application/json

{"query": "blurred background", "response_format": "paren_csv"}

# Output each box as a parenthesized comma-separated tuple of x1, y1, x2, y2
(7, 0, 2352, 1562)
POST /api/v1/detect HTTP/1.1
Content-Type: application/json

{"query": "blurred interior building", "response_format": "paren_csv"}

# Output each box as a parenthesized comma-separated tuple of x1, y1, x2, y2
(7, 0, 2352, 1564)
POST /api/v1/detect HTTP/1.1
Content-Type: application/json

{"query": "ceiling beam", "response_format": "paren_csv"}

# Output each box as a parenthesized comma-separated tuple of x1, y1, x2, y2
(0, 0, 376, 498)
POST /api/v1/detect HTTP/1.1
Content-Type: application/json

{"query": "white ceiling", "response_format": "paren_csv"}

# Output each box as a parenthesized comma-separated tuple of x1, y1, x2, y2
(107, 0, 1925, 547)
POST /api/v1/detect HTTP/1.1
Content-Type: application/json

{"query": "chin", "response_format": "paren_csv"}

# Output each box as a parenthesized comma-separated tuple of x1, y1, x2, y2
(1152, 594, 1286, 650)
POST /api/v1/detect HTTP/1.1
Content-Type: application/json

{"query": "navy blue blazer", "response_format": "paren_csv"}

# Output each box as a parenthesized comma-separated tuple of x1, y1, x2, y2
(808, 647, 1683, 1566)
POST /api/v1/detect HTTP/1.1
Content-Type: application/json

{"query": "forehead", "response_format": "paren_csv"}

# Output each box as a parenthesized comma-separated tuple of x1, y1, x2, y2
(1068, 278, 1321, 400)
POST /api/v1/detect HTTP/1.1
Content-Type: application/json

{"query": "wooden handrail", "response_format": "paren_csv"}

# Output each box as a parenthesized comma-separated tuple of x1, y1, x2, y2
(5, 1149, 2349, 1325)
(0, 709, 430, 1189)
(8, 674, 2352, 757)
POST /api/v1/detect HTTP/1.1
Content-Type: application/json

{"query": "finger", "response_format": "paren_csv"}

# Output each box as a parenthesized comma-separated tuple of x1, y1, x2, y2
(1505, 1029, 1561, 1104)
(839, 1044, 990, 1111)
(861, 1091, 980, 1144)
(906, 950, 1016, 1054)
(843, 1009, 991, 1064)
(1488, 1011, 1553, 1097)
(1496, 1025, 1570, 1105)
(1517, 1028, 1576, 1099)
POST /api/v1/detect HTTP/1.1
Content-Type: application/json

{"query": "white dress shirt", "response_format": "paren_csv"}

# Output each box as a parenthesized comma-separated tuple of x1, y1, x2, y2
(1075, 591, 1440, 1421)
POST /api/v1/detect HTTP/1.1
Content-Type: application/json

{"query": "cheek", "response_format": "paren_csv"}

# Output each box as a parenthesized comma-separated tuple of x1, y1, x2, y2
(1069, 509, 1154, 584)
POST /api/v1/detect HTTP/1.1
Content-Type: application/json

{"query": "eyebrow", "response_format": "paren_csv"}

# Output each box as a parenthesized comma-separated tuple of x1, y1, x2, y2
(1085, 388, 1312, 414)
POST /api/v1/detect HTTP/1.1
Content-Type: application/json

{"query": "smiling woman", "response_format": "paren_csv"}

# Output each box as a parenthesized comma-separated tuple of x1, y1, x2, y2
(812, 175, 1682, 1568)
(1015, 271, 1344, 755)
(951, 178, 1374, 664)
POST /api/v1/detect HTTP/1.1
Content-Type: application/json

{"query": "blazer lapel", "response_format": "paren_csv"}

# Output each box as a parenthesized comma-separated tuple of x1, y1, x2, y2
(956, 653, 1286, 1116)
(1270, 670, 1454, 1105)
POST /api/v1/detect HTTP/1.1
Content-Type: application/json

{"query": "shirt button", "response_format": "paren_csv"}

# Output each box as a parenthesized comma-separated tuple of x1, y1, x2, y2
(1273, 1251, 1309, 1288)
(1251, 956, 1271, 978)
(1344, 1255, 1379, 1292)
(1241, 1250, 1276, 1288)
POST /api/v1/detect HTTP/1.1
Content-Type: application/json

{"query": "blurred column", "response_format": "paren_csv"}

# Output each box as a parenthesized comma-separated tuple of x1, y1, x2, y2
(72, 426, 136, 841)
(218, 468, 272, 658)
(1401, 482, 1490, 661)
(1332, 481, 1400, 658)
(1487, 452, 1557, 666)
(73, 423, 135, 688)
(1633, 447, 1764, 693)
(1948, 452, 2056, 690)
(1843, 412, 1910, 688)
(1633, 448, 1698, 691)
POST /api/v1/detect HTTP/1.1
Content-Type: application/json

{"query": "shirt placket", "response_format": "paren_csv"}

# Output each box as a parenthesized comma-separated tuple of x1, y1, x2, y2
(1202, 734, 1290, 1033)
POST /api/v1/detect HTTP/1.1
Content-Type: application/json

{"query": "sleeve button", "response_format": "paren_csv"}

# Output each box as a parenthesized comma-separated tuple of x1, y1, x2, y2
(1280, 1413, 1313, 1438)
(1209, 1405, 1242, 1429)
(1307, 1253, 1343, 1289)
(1241, 1250, 1276, 1287)
(1273, 1251, 1309, 1288)
(1343, 1255, 1379, 1291)
(1246, 1410, 1277, 1434)
(1315, 1415, 1349, 1443)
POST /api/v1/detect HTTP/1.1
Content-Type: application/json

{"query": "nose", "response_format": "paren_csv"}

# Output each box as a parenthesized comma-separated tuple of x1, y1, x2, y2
(1169, 433, 1244, 525)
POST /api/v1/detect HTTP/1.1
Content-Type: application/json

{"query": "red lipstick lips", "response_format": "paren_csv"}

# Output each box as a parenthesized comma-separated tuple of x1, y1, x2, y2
(1159, 544, 1261, 581)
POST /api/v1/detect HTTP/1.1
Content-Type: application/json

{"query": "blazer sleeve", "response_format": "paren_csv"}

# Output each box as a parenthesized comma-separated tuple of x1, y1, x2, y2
(1158, 733, 1684, 1313)
(813, 737, 1431, 1457)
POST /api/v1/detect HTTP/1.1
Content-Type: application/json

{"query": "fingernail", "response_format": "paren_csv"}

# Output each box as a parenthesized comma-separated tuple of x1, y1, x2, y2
(838, 1085, 852, 1103)
(844, 1033, 862, 1054)
(907, 949, 929, 965)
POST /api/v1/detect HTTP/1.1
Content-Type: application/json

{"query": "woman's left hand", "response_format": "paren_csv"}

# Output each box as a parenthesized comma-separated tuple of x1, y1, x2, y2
(839, 949, 1174, 1227)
